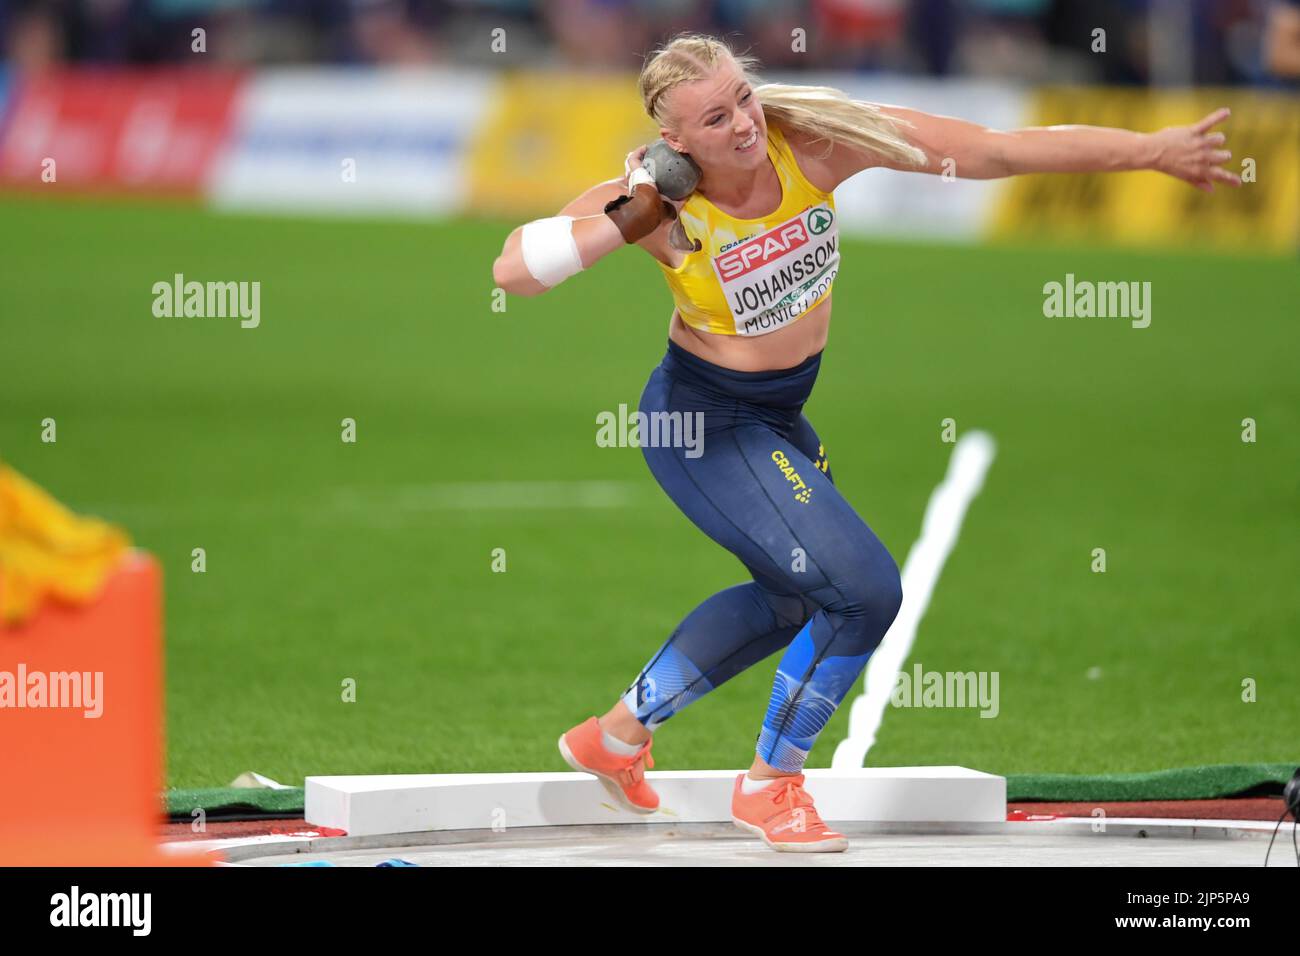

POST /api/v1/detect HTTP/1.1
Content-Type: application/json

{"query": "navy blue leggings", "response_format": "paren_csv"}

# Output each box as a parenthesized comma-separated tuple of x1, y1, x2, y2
(619, 340, 903, 772)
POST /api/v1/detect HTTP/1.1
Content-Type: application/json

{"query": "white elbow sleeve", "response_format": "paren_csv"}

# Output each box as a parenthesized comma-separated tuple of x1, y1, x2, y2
(520, 215, 584, 288)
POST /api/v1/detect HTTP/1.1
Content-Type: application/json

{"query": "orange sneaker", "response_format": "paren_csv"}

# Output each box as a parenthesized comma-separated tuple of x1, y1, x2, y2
(557, 717, 659, 814)
(731, 772, 848, 852)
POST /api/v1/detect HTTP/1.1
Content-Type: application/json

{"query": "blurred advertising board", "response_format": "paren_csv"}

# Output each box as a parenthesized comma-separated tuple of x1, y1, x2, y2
(0, 70, 243, 195)
(208, 68, 490, 217)
(776, 74, 1027, 240)
(465, 70, 661, 216)
(991, 87, 1300, 253)
(463, 71, 1024, 242)
(0, 66, 1292, 251)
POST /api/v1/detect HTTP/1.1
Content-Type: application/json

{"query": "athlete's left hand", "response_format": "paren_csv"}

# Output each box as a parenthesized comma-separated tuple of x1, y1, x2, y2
(1147, 108, 1242, 193)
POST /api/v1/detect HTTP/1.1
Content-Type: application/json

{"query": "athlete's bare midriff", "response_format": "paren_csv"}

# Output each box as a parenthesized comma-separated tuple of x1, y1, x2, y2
(667, 300, 830, 372)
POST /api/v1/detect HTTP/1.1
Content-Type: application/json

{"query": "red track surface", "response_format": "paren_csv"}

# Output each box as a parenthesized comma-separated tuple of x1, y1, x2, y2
(1006, 797, 1290, 822)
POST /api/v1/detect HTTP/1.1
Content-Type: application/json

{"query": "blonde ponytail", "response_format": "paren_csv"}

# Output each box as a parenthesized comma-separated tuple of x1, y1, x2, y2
(639, 32, 926, 170)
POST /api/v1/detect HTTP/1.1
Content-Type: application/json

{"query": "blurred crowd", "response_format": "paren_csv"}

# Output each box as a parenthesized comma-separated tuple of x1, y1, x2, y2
(3, 0, 1299, 84)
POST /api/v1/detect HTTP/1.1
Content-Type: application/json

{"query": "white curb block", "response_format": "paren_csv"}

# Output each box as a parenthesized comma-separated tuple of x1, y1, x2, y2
(305, 767, 1006, 837)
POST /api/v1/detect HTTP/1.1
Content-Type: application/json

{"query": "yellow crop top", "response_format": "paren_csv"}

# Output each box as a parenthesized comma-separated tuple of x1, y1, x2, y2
(656, 124, 839, 337)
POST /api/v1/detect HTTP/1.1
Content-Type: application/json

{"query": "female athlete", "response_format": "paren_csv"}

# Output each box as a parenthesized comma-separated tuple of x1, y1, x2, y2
(491, 32, 1240, 852)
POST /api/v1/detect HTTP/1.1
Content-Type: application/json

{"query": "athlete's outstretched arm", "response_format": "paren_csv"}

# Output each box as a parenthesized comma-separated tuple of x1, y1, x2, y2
(809, 106, 1242, 194)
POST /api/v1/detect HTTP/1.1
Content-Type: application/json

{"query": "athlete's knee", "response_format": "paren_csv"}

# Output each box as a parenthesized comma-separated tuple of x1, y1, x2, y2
(871, 560, 904, 633)
(832, 550, 903, 652)
(750, 577, 819, 630)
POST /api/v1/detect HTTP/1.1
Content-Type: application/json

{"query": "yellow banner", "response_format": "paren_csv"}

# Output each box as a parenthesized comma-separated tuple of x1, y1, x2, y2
(466, 71, 659, 218)
(991, 88, 1300, 252)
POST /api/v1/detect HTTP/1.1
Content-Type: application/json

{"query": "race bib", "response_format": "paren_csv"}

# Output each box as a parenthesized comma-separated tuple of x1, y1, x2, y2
(711, 203, 839, 336)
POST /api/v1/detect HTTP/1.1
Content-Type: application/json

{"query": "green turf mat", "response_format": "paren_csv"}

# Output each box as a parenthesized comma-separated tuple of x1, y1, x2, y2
(167, 787, 306, 818)
(1006, 763, 1297, 802)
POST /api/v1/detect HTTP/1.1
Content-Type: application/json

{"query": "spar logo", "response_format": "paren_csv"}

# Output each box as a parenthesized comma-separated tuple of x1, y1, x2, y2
(715, 215, 811, 281)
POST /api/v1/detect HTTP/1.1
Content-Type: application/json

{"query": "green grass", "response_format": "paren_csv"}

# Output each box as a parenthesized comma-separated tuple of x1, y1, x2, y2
(2, 195, 1297, 788)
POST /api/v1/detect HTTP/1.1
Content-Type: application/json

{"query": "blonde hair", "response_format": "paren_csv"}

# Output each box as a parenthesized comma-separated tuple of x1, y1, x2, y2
(639, 32, 926, 169)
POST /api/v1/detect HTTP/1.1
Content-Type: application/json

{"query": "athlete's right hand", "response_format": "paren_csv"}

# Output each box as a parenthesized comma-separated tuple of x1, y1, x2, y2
(604, 144, 681, 244)
(624, 144, 691, 218)
(622, 144, 651, 189)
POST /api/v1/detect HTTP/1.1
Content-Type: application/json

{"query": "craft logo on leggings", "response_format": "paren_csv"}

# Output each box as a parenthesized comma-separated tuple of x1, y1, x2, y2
(712, 204, 840, 337)
(771, 450, 811, 503)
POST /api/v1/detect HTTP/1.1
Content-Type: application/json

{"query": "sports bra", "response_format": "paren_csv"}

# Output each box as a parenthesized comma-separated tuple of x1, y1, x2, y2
(655, 124, 839, 337)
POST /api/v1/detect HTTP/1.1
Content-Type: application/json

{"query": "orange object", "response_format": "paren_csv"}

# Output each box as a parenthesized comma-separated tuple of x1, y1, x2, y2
(730, 772, 849, 852)
(0, 552, 214, 865)
(557, 716, 659, 813)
